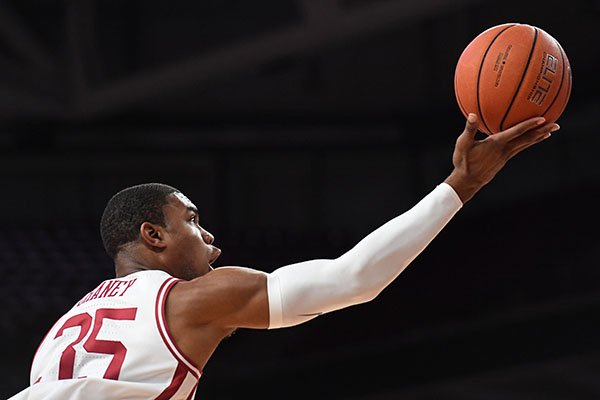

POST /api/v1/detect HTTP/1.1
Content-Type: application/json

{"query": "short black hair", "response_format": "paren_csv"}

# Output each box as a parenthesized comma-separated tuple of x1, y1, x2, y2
(100, 183, 180, 259)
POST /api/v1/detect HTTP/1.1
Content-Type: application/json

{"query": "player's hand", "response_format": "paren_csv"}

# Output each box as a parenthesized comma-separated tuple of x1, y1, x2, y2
(444, 113, 559, 203)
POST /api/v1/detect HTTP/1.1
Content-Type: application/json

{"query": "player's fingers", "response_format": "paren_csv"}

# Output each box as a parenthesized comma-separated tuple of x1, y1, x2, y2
(506, 123, 558, 159)
(456, 113, 479, 149)
(509, 122, 558, 149)
(494, 117, 547, 143)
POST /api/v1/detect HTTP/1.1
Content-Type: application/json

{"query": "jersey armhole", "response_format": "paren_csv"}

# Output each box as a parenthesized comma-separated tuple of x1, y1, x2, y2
(155, 278, 202, 378)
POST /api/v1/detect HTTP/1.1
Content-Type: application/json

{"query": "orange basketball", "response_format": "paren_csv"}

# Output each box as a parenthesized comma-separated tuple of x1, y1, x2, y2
(454, 23, 572, 135)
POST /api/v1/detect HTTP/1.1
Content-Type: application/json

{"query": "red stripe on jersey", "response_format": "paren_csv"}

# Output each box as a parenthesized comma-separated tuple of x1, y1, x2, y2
(186, 380, 199, 400)
(31, 318, 61, 375)
(155, 278, 201, 378)
(185, 381, 200, 400)
(155, 362, 188, 400)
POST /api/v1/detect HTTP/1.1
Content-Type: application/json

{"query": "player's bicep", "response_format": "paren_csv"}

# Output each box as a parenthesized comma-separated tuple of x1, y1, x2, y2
(171, 267, 270, 329)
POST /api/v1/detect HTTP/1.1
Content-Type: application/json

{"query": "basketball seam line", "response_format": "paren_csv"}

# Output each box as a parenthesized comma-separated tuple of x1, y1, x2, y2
(476, 24, 516, 134)
(455, 72, 468, 117)
(499, 27, 539, 131)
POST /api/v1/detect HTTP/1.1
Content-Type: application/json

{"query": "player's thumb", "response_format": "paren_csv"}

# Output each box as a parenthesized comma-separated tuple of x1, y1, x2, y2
(457, 113, 478, 148)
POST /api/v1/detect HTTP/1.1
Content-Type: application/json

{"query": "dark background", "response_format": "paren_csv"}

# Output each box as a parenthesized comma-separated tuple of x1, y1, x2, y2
(1, 0, 599, 399)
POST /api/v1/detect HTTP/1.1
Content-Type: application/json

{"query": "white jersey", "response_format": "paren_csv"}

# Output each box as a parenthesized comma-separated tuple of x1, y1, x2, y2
(9, 270, 201, 400)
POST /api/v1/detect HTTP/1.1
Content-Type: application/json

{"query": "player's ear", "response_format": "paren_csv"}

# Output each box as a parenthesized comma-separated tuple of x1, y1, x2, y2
(139, 222, 167, 251)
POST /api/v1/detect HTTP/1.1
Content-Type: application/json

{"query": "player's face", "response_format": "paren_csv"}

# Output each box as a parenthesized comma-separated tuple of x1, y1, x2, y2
(161, 192, 221, 280)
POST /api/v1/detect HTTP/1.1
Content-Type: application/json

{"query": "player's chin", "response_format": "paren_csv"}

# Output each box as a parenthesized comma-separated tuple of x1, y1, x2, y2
(207, 255, 219, 271)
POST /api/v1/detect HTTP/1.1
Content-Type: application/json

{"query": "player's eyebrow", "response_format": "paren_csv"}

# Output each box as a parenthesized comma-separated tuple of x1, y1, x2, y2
(186, 206, 199, 215)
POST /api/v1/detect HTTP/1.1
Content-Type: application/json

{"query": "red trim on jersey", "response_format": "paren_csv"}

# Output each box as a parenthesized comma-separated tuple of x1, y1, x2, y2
(161, 279, 201, 374)
(32, 328, 51, 365)
(186, 380, 199, 400)
(155, 278, 201, 378)
(31, 317, 61, 377)
(155, 362, 188, 400)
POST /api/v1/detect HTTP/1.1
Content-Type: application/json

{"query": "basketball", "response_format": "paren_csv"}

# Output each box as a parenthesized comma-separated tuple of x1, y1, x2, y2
(454, 23, 572, 135)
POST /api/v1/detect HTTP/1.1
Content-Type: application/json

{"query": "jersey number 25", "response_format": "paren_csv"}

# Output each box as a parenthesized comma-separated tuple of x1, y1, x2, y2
(54, 308, 137, 380)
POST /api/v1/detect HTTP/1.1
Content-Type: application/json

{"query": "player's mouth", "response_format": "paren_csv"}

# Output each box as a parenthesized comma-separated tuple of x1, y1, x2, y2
(209, 247, 222, 265)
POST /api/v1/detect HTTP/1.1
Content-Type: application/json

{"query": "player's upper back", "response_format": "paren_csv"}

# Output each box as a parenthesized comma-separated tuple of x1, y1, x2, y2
(14, 270, 201, 400)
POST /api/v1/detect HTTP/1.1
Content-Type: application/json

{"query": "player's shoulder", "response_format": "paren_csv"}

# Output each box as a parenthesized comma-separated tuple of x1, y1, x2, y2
(172, 266, 267, 298)
(189, 266, 267, 285)
(165, 266, 267, 308)
(166, 266, 268, 329)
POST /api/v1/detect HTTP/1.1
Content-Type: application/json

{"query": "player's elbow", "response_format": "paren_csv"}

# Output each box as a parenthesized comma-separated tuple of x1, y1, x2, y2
(344, 266, 386, 304)
(340, 253, 402, 304)
(351, 287, 381, 305)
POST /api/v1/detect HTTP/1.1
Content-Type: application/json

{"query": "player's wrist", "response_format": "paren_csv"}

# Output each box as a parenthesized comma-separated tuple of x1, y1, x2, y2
(443, 169, 484, 204)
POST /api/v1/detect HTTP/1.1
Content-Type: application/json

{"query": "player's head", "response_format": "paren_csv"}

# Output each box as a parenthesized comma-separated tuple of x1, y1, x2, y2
(100, 183, 221, 280)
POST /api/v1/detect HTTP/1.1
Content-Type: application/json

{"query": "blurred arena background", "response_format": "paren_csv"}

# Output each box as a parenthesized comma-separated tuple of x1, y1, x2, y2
(0, 0, 599, 399)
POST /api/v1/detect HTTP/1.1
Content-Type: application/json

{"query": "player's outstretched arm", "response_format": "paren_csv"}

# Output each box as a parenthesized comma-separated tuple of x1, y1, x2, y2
(266, 115, 559, 326)
(172, 114, 559, 332)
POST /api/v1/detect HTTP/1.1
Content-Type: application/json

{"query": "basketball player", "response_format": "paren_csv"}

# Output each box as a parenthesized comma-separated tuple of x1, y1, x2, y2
(9, 115, 559, 399)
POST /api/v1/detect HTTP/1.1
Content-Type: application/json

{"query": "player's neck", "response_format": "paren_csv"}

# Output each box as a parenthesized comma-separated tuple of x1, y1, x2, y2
(114, 248, 164, 278)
